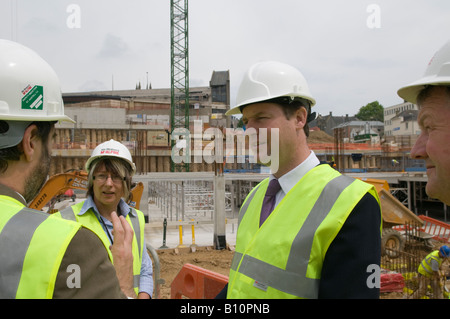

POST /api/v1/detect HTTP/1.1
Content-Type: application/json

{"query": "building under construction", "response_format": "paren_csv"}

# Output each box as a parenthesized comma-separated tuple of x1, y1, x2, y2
(51, 70, 232, 175)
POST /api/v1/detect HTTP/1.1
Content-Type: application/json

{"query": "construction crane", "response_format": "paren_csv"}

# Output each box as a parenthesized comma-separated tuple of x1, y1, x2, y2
(170, 0, 190, 172)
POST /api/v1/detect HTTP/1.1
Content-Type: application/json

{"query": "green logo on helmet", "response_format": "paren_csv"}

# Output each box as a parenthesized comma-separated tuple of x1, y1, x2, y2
(22, 85, 43, 110)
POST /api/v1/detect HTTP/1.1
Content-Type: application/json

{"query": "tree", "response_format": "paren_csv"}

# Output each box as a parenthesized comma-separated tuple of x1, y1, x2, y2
(237, 116, 244, 128)
(356, 101, 384, 122)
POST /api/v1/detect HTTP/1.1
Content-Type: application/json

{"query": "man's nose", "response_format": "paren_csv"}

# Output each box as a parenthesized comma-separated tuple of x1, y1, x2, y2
(410, 133, 427, 159)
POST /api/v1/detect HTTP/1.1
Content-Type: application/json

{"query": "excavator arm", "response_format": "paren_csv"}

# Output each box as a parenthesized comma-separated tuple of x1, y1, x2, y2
(29, 170, 143, 211)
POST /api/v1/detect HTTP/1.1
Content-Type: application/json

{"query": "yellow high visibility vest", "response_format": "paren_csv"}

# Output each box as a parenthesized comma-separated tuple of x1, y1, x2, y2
(0, 195, 81, 298)
(57, 202, 145, 294)
(418, 250, 442, 278)
(227, 164, 381, 299)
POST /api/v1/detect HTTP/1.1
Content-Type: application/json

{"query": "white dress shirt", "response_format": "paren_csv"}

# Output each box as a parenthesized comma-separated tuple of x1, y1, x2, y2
(269, 150, 320, 208)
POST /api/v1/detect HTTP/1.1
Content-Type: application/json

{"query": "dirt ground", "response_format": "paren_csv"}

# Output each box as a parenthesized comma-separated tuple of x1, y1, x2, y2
(308, 130, 335, 143)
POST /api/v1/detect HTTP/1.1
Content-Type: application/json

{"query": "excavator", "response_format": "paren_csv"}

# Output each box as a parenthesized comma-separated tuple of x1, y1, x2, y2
(29, 170, 144, 212)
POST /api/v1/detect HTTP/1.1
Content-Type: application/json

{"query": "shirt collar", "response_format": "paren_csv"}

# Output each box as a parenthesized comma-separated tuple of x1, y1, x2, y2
(271, 150, 320, 196)
(79, 195, 135, 217)
(0, 183, 27, 206)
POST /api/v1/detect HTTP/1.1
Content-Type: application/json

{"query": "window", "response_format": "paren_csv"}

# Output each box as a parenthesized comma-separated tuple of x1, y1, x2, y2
(212, 86, 227, 103)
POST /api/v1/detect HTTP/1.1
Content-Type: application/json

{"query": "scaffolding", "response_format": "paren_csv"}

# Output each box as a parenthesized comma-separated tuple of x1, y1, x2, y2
(149, 179, 234, 222)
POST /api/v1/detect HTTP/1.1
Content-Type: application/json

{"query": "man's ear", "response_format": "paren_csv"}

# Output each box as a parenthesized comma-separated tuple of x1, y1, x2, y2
(21, 124, 39, 162)
(294, 107, 308, 130)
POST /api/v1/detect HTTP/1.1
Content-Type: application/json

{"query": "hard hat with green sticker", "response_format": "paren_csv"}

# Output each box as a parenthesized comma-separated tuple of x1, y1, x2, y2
(0, 39, 74, 149)
(0, 39, 74, 123)
(22, 85, 44, 111)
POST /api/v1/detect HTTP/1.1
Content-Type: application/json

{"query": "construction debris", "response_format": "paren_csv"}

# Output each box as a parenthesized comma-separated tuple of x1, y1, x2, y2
(381, 219, 450, 299)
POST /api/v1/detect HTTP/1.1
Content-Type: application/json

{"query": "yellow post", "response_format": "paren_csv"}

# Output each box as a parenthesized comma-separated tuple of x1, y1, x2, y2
(177, 220, 186, 248)
(191, 219, 196, 246)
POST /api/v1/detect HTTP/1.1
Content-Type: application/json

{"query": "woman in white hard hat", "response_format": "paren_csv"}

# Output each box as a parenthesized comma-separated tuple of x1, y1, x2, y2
(58, 139, 153, 299)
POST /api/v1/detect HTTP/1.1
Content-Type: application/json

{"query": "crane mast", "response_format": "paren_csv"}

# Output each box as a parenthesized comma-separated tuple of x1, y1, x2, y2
(170, 0, 190, 172)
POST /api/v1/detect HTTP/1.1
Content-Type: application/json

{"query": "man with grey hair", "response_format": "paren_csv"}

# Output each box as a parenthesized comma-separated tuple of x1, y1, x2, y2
(0, 39, 135, 298)
(398, 40, 450, 206)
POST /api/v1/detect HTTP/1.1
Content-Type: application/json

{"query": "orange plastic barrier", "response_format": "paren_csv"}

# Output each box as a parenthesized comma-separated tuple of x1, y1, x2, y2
(418, 215, 450, 243)
(171, 263, 228, 299)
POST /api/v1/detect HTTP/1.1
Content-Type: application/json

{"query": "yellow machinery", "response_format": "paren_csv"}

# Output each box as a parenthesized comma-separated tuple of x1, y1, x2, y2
(358, 177, 425, 257)
(29, 170, 143, 212)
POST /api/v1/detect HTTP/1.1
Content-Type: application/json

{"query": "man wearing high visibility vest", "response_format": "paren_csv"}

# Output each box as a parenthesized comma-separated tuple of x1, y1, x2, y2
(222, 61, 382, 299)
(0, 39, 135, 298)
(57, 139, 153, 299)
(414, 246, 450, 299)
(397, 40, 450, 298)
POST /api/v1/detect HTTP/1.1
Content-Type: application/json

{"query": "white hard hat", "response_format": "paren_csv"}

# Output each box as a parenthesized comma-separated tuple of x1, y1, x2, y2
(398, 40, 450, 104)
(85, 139, 136, 176)
(226, 61, 316, 116)
(0, 39, 74, 123)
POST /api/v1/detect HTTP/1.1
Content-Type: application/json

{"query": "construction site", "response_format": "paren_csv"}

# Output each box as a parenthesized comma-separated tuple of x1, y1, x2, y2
(142, 170, 450, 300)
(34, 1, 449, 299)
(38, 127, 450, 299)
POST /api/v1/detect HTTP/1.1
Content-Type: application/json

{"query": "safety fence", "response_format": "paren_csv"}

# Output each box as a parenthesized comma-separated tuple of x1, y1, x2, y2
(309, 142, 382, 151)
(148, 180, 233, 222)
(418, 215, 450, 243)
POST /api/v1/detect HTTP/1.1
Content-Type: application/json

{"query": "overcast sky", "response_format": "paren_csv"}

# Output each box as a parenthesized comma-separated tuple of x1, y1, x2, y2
(1, 0, 450, 117)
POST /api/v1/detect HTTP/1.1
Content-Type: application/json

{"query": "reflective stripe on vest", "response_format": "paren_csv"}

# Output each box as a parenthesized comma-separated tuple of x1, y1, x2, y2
(228, 165, 379, 299)
(59, 207, 142, 259)
(0, 207, 80, 298)
(230, 174, 354, 298)
(58, 204, 144, 291)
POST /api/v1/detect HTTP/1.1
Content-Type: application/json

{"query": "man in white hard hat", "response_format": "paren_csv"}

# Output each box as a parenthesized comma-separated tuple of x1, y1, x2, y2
(58, 139, 154, 299)
(0, 39, 135, 298)
(398, 40, 450, 207)
(223, 61, 382, 299)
